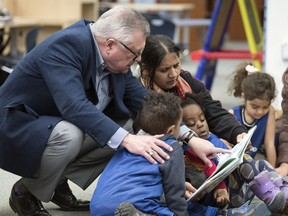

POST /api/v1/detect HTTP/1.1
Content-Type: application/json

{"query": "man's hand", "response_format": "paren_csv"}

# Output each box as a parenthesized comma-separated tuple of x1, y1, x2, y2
(121, 134, 173, 164)
(187, 137, 231, 167)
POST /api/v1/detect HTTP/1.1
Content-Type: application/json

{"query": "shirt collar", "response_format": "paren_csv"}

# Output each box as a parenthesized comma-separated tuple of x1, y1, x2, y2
(89, 24, 108, 74)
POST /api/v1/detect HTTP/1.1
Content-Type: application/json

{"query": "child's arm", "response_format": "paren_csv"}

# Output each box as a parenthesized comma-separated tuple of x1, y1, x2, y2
(276, 162, 288, 176)
(213, 174, 229, 206)
(160, 141, 189, 216)
(198, 155, 230, 207)
(264, 106, 277, 167)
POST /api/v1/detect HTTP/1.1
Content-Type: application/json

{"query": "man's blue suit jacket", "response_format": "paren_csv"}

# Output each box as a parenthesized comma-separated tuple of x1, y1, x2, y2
(0, 19, 148, 177)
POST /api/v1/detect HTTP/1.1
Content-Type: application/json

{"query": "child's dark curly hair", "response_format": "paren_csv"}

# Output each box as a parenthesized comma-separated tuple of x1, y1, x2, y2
(134, 92, 181, 135)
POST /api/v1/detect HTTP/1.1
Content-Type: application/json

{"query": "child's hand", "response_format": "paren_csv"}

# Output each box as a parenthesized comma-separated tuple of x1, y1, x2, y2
(213, 189, 229, 207)
(184, 182, 196, 199)
(276, 163, 288, 176)
(184, 182, 205, 201)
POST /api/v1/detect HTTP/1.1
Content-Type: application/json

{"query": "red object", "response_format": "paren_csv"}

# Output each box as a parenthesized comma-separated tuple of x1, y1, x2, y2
(190, 49, 263, 64)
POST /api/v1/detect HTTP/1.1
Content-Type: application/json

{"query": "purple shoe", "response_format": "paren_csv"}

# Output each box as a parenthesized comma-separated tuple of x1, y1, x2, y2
(249, 170, 285, 213)
(269, 171, 288, 213)
(269, 171, 288, 191)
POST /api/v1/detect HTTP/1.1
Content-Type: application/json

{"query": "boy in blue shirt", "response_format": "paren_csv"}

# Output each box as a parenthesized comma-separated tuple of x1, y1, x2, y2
(90, 92, 188, 216)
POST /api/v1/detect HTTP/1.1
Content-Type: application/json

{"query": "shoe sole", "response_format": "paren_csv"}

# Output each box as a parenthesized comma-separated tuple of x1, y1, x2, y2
(9, 196, 18, 214)
(115, 202, 143, 216)
(50, 199, 89, 212)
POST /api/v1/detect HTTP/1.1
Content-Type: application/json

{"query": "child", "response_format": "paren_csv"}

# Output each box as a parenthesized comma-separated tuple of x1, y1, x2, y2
(184, 145, 230, 206)
(181, 93, 288, 214)
(227, 62, 277, 167)
(276, 67, 288, 177)
(90, 92, 189, 216)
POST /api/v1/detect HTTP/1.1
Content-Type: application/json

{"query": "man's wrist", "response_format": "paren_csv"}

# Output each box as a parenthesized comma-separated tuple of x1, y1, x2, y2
(183, 130, 198, 145)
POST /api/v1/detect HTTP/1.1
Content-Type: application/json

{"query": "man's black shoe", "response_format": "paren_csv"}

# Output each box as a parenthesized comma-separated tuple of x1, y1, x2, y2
(9, 180, 51, 216)
(51, 179, 90, 211)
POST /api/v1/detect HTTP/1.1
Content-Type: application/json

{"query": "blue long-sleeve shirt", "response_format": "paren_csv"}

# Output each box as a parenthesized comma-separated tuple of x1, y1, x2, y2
(90, 134, 188, 216)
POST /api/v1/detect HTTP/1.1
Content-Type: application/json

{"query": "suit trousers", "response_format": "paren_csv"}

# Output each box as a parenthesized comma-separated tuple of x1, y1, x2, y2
(21, 120, 116, 202)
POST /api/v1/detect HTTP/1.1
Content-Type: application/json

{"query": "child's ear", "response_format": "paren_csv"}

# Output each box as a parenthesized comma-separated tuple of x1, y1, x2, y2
(166, 125, 176, 134)
(241, 92, 246, 101)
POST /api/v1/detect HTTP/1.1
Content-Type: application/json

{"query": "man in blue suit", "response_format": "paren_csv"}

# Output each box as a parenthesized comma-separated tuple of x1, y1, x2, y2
(0, 6, 170, 216)
(0, 6, 226, 216)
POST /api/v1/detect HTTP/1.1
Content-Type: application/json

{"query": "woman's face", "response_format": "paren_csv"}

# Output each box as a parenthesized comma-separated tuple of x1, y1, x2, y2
(153, 52, 181, 90)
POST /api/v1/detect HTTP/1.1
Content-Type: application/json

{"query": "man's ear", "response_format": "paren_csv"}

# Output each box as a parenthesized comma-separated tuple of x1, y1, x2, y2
(105, 38, 116, 50)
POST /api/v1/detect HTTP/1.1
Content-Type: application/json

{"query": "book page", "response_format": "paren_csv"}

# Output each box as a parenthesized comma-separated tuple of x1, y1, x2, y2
(212, 125, 257, 175)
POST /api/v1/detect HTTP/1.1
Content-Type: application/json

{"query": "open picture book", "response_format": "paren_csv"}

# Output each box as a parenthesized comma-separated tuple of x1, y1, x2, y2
(187, 125, 257, 202)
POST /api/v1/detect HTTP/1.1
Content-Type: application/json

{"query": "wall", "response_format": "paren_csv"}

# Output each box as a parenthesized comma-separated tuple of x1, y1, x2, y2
(265, 0, 288, 109)
(2, 0, 98, 21)
(2, 0, 99, 42)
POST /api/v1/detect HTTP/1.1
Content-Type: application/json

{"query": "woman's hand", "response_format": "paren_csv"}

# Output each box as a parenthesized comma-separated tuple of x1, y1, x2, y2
(121, 133, 173, 164)
(236, 132, 251, 151)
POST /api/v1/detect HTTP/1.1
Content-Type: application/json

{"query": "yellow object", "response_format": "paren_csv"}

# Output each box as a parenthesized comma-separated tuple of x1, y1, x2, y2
(238, 0, 263, 70)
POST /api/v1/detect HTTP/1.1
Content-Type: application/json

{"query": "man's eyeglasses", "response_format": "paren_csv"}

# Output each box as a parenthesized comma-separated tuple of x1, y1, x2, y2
(117, 40, 143, 61)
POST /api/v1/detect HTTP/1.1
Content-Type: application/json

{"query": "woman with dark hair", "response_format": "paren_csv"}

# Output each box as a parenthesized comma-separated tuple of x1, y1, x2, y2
(139, 34, 246, 147)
